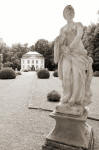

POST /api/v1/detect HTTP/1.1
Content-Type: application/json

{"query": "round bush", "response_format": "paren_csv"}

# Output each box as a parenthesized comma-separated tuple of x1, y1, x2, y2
(47, 90, 61, 102)
(23, 69, 28, 72)
(37, 69, 50, 79)
(0, 68, 16, 79)
(53, 70, 58, 77)
(16, 71, 22, 76)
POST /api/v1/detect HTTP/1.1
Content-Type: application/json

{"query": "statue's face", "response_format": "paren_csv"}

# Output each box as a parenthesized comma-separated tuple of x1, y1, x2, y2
(63, 10, 74, 21)
(63, 6, 75, 22)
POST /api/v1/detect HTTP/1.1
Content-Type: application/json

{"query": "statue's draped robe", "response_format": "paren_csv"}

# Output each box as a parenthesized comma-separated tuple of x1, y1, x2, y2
(54, 22, 93, 106)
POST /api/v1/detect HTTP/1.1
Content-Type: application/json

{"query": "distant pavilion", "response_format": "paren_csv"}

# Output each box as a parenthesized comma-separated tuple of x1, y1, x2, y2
(21, 51, 45, 71)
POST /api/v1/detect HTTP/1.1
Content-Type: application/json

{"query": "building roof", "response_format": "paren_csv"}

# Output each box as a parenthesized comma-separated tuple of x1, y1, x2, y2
(22, 51, 44, 59)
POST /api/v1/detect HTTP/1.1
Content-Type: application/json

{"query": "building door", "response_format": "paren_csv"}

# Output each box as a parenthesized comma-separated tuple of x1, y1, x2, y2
(31, 65, 35, 71)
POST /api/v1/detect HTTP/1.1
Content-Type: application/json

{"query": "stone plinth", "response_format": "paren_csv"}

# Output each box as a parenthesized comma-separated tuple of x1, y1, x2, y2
(42, 111, 94, 150)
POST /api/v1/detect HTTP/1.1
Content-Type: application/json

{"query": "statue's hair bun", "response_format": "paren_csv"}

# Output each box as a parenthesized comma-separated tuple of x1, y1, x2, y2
(63, 5, 74, 14)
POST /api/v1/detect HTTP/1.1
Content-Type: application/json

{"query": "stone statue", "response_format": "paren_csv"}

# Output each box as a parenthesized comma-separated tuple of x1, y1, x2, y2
(54, 5, 93, 115)
(42, 6, 94, 150)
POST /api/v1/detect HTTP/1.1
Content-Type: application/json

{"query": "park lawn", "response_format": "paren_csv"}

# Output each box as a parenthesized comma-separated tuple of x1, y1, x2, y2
(29, 72, 99, 119)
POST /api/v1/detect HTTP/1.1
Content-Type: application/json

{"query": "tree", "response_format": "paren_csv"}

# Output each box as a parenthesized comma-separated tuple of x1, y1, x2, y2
(82, 24, 96, 59)
(93, 23, 99, 71)
(35, 39, 49, 57)
(47, 41, 57, 70)
(11, 43, 29, 55)
(10, 43, 29, 70)
(3, 61, 13, 68)
(82, 23, 99, 71)
(0, 43, 29, 70)
(35, 39, 52, 70)
(29, 45, 35, 51)
(11, 59, 21, 70)
(2, 47, 11, 63)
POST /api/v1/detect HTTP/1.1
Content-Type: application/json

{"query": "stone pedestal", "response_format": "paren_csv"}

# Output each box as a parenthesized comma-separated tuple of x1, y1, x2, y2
(42, 111, 94, 150)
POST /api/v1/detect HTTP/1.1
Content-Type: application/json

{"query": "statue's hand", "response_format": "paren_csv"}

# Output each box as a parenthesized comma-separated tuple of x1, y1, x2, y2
(61, 45, 70, 54)
(68, 98, 75, 106)
(61, 45, 67, 50)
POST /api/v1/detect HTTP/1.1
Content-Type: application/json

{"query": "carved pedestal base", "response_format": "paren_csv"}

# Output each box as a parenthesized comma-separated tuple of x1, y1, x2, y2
(42, 112, 94, 150)
(42, 139, 83, 150)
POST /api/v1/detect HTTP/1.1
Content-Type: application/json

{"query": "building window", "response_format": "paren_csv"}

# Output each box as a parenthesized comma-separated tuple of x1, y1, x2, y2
(36, 60, 38, 64)
(28, 65, 30, 69)
(41, 60, 43, 64)
(23, 60, 24, 64)
(36, 65, 38, 69)
(41, 65, 43, 69)
(27, 60, 30, 64)
(32, 60, 34, 64)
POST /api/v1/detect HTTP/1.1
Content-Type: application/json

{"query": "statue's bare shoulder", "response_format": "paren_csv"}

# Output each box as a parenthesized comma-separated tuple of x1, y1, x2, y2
(60, 25, 67, 35)
(76, 22, 83, 32)
(76, 22, 83, 27)
(55, 25, 67, 43)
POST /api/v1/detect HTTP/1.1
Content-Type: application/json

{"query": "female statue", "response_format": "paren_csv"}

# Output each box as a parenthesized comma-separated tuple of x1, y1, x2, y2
(54, 5, 93, 111)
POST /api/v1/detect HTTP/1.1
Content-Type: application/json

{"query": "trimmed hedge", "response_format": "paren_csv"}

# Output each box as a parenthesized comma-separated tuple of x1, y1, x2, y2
(53, 70, 58, 77)
(47, 90, 61, 102)
(0, 68, 16, 79)
(16, 71, 22, 75)
(23, 69, 28, 72)
(37, 69, 50, 79)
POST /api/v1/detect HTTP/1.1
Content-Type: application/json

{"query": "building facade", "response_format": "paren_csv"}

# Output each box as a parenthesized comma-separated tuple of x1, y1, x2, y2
(21, 51, 45, 71)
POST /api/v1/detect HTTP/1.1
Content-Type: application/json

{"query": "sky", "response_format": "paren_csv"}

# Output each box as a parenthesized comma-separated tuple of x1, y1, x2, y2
(0, 0, 98, 46)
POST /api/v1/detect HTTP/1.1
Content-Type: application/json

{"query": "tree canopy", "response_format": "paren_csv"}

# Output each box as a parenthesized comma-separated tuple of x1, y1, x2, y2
(0, 21, 99, 71)
(82, 23, 99, 71)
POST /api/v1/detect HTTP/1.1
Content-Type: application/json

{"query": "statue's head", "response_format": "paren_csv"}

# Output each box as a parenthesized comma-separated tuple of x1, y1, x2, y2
(63, 5, 75, 21)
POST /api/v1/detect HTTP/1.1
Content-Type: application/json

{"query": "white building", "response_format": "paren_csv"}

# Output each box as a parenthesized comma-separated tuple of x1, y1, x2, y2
(21, 51, 45, 71)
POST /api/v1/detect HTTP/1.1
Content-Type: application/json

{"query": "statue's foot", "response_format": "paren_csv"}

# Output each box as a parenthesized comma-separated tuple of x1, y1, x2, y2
(55, 102, 85, 116)
(62, 98, 68, 104)
(61, 95, 70, 104)
(69, 98, 75, 106)
(55, 102, 64, 112)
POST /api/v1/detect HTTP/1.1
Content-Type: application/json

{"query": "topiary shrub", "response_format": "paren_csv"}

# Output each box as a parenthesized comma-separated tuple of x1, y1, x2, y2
(16, 71, 22, 76)
(94, 71, 99, 77)
(37, 69, 50, 79)
(0, 68, 16, 79)
(47, 90, 61, 102)
(23, 69, 28, 72)
(53, 70, 58, 77)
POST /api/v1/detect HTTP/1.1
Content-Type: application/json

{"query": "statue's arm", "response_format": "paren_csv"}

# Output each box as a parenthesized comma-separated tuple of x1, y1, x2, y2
(54, 36, 60, 64)
(70, 23, 83, 49)
(54, 26, 66, 64)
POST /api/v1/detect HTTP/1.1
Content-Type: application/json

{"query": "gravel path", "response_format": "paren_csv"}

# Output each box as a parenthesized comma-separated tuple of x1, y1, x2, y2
(0, 72, 53, 150)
